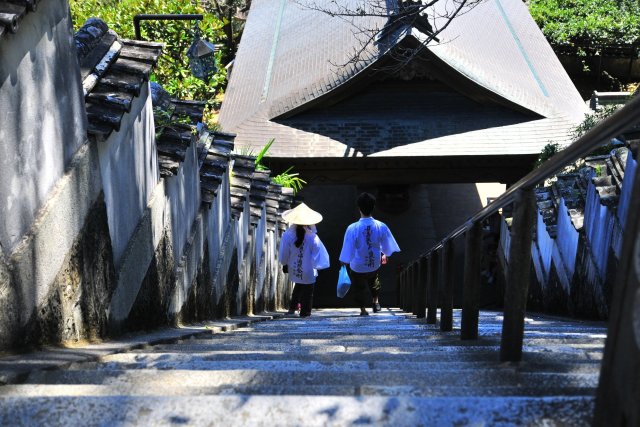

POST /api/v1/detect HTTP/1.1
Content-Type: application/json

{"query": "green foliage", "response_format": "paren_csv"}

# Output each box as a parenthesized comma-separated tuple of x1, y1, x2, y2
(535, 142, 561, 168)
(535, 104, 625, 170)
(571, 105, 623, 140)
(243, 139, 307, 194)
(528, 0, 640, 47)
(69, 0, 228, 104)
(271, 167, 307, 195)
(153, 106, 197, 139)
(254, 138, 274, 171)
(594, 164, 603, 177)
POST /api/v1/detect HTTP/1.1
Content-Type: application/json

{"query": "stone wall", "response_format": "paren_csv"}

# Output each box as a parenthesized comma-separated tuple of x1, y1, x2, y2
(0, 5, 291, 352)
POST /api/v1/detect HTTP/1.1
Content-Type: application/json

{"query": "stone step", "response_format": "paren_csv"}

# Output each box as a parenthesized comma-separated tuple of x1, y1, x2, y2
(168, 336, 605, 348)
(250, 319, 607, 333)
(233, 329, 605, 342)
(120, 349, 603, 363)
(142, 342, 604, 357)
(70, 356, 602, 374)
(23, 368, 600, 390)
(0, 383, 597, 397)
(0, 395, 595, 426)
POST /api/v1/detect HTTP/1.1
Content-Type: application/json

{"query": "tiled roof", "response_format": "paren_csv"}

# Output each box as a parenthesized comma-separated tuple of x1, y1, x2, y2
(232, 83, 577, 158)
(0, 0, 40, 40)
(265, 184, 282, 228)
(249, 169, 270, 225)
(219, 0, 587, 159)
(201, 133, 234, 206)
(423, 0, 586, 122)
(154, 99, 207, 178)
(535, 147, 632, 235)
(74, 18, 162, 136)
(230, 154, 256, 218)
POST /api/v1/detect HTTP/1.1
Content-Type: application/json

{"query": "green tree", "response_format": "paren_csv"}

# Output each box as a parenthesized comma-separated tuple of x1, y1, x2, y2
(70, 0, 228, 110)
(202, 0, 251, 64)
(528, 0, 640, 47)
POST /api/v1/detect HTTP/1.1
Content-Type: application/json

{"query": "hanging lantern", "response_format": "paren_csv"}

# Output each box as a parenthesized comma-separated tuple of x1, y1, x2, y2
(187, 23, 217, 83)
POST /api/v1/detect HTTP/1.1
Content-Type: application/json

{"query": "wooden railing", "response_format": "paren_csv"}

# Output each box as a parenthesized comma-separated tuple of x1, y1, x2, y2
(397, 94, 640, 425)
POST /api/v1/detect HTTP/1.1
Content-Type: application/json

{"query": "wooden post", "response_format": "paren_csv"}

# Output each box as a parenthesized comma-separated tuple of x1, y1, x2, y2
(426, 252, 439, 324)
(407, 264, 413, 314)
(409, 262, 418, 314)
(461, 221, 482, 340)
(403, 269, 410, 312)
(417, 256, 428, 318)
(440, 239, 454, 332)
(412, 263, 420, 316)
(594, 154, 640, 426)
(399, 269, 405, 311)
(499, 187, 536, 362)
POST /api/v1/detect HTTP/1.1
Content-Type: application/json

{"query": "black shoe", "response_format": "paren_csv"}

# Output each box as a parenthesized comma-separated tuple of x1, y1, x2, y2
(360, 309, 369, 316)
(373, 302, 381, 313)
(286, 309, 295, 315)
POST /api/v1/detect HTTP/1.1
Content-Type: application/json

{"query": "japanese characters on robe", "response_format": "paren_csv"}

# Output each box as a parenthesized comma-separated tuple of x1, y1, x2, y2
(339, 217, 400, 273)
(279, 226, 330, 284)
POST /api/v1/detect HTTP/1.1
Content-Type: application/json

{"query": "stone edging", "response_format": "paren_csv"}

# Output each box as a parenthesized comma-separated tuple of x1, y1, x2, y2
(0, 312, 284, 386)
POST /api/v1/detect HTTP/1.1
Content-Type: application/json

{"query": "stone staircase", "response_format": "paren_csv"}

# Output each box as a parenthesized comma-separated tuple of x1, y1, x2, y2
(0, 309, 607, 426)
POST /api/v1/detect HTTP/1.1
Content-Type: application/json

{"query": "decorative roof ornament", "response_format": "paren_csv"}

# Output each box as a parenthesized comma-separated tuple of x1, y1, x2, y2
(187, 22, 217, 84)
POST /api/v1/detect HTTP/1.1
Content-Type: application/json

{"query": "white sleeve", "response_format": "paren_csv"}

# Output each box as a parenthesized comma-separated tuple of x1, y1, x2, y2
(313, 236, 330, 270)
(380, 224, 400, 256)
(278, 232, 291, 265)
(339, 226, 355, 264)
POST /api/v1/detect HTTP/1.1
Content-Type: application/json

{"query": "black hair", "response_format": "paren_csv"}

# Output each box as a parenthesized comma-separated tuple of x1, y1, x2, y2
(295, 225, 306, 248)
(357, 192, 376, 216)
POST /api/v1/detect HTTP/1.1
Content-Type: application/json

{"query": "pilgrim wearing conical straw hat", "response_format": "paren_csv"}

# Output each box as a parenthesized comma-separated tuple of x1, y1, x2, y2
(281, 203, 323, 225)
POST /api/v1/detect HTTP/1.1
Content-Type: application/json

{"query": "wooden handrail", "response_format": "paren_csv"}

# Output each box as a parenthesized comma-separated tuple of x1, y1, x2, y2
(401, 93, 640, 423)
(419, 93, 640, 257)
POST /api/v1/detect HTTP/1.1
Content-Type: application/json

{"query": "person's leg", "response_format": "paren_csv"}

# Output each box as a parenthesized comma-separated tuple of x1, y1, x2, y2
(288, 283, 302, 313)
(349, 269, 370, 315)
(367, 270, 382, 312)
(299, 284, 314, 317)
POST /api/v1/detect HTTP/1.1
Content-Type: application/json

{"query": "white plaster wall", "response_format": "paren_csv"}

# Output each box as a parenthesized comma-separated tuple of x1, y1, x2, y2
(166, 137, 201, 266)
(107, 179, 169, 327)
(10, 144, 102, 326)
(96, 82, 159, 268)
(266, 229, 279, 307)
(171, 213, 206, 315)
(554, 198, 579, 283)
(0, 0, 88, 254)
(254, 208, 267, 300)
(617, 155, 637, 228)
(233, 202, 251, 314)
(532, 210, 553, 285)
(583, 179, 615, 280)
(207, 170, 231, 276)
(206, 202, 220, 284)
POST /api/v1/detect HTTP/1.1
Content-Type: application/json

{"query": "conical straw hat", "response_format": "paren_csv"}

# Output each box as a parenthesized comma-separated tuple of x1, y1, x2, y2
(281, 203, 323, 225)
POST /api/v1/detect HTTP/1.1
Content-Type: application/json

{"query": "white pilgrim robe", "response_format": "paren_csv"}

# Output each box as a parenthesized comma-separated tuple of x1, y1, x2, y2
(339, 217, 400, 273)
(279, 227, 330, 284)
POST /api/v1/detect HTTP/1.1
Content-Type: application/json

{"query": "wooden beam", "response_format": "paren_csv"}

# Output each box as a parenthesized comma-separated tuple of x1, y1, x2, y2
(417, 256, 428, 318)
(461, 221, 482, 340)
(426, 252, 439, 324)
(440, 239, 454, 332)
(500, 188, 536, 362)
